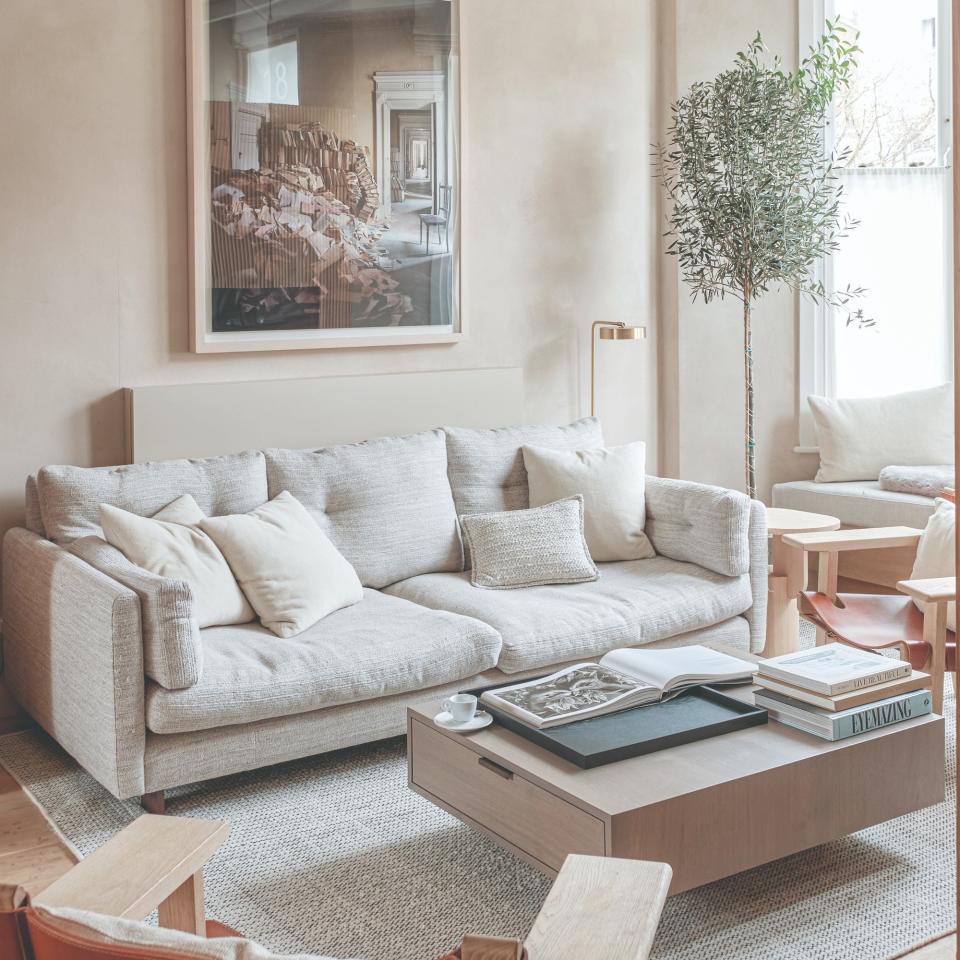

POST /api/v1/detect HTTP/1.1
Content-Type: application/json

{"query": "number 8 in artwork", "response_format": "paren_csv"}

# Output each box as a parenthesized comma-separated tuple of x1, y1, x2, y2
(274, 61, 288, 100)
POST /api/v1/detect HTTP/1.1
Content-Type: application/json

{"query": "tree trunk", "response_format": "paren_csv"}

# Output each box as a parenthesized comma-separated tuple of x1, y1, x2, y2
(743, 296, 756, 500)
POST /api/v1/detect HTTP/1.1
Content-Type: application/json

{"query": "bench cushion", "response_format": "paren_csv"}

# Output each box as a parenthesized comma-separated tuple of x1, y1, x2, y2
(384, 557, 753, 674)
(772, 480, 936, 530)
(145, 589, 502, 734)
(36, 452, 268, 545)
(264, 430, 462, 589)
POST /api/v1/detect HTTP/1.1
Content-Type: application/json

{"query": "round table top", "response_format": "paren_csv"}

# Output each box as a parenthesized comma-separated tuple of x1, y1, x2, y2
(765, 506, 841, 537)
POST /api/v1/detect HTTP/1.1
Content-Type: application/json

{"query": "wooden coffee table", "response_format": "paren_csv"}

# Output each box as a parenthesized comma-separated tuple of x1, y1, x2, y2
(407, 650, 944, 894)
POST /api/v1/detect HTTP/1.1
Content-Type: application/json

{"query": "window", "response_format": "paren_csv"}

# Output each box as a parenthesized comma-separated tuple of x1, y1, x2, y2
(797, 0, 953, 447)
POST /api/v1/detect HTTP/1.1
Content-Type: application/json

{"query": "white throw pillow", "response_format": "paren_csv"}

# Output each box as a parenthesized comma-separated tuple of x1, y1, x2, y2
(809, 384, 953, 482)
(100, 495, 254, 629)
(200, 491, 363, 638)
(522, 441, 655, 562)
(910, 498, 956, 632)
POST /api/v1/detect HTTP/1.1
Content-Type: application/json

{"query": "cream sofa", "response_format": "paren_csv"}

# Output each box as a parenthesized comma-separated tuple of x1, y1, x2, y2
(2, 418, 768, 803)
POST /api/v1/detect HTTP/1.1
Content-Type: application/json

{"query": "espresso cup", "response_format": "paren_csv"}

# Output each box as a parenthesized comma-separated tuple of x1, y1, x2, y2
(443, 693, 478, 723)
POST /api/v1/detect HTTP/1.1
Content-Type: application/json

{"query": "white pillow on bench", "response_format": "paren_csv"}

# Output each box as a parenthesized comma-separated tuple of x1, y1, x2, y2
(809, 384, 953, 482)
(910, 498, 956, 632)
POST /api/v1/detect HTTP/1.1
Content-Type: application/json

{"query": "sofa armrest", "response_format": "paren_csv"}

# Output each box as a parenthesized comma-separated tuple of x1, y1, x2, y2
(2, 528, 146, 799)
(645, 477, 753, 577)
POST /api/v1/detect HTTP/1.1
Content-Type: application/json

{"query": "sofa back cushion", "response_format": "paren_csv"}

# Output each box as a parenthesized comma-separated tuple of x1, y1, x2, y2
(444, 418, 603, 565)
(265, 430, 462, 588)
(35, 452, 268, 545)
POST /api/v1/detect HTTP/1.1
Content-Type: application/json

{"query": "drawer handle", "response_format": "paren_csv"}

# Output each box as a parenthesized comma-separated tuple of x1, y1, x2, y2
(478, 756, 514, 780)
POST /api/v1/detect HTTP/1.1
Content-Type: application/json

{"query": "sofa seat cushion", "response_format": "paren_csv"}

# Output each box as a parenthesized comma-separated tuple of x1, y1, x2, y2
(145, 589, 502, 734)
(772, 479, 937, 530)
(384, 557, 753, 674)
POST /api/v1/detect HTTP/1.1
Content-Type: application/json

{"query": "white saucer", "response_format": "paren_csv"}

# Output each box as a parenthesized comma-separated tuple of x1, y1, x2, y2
(433, 710, 493, 732)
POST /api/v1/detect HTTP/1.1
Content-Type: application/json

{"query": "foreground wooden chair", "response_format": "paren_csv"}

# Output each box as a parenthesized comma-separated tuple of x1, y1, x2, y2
(783, 527, 956, 713)
(5, 814, 672, 960)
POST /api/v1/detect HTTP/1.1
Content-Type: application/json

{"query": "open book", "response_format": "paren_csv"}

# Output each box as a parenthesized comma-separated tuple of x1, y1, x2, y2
(480, 645, 757, 729)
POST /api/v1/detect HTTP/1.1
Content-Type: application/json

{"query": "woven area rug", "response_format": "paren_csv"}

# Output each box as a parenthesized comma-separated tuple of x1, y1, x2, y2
(0, 656, 954, 960)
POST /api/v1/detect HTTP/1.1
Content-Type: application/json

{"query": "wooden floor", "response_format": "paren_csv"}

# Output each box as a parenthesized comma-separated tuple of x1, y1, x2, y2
(893, 933, 957, 959)
(0, 765, 76, 895)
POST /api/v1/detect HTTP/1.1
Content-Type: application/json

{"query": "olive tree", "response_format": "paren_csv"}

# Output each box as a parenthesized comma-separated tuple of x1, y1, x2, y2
(655, 25, 868, 498)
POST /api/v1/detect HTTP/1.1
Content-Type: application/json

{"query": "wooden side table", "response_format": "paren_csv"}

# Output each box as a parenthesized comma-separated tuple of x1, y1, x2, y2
(763, 507, 841, 658)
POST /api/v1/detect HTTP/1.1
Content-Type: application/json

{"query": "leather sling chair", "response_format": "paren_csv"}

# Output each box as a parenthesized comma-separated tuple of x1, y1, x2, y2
(781, 525, 955, 714)
(2, 814, 672, 960)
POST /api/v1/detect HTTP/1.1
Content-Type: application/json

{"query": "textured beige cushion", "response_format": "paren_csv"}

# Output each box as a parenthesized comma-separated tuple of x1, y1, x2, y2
(523, 441, 655, 562)
(32, 905, 335, 960)
(200, 492, 363, 638)
(24, 474, 44, 534)
(36, 450, 269, 545)
(444, 418, 604, 565)
(264, 430, 461, 588)
(69, 535, 202, 690)
(100, 495, 253, 630)
(460, 496, 599, 590)
(386, 557, 753, 673)
(809, 384, 953, 482)
(145, 589, 503, 733)
(911, 498, 956, 632)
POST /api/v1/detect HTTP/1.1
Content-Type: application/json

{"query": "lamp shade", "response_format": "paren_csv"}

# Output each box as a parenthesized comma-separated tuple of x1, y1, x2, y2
(598, 325, 646, 341)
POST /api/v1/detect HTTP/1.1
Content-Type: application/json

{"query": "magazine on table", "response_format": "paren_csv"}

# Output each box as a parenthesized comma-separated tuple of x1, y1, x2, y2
(480, 645, 757, 729)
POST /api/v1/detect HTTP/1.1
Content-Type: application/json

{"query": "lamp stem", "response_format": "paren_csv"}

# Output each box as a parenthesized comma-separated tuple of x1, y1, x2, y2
(591, 321, 626, 417)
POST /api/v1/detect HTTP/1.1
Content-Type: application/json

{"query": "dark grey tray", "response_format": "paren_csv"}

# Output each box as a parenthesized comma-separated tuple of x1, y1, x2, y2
(464, 681, 767, 769)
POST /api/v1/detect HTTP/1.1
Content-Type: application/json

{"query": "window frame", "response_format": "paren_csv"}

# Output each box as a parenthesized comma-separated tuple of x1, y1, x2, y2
(796, 0, 954, 450)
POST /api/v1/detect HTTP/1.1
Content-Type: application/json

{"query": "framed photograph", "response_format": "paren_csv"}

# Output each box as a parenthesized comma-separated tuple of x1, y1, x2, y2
(186, 0, 460, 352)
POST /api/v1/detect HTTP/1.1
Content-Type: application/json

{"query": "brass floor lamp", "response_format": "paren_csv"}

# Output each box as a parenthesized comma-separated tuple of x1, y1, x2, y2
(591, 321, 647, 417)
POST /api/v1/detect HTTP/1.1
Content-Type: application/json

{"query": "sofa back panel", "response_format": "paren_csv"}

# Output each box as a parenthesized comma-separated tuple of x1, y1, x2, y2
(265, 429, 462, 588)
(36, 452, 268, 545)
(24, 475, 44, 535)
(444, 418, 603, 564)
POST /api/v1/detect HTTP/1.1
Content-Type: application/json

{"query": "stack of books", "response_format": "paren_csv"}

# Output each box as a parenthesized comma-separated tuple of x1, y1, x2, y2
(754, 644, 932, 741)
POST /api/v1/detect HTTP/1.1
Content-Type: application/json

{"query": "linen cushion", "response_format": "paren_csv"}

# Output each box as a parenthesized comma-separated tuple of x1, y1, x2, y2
(264, 430, 462, 588)
(99, 495, 253, 630)
(910, 498, 956, 631)
(523, 441, 655, 562)
(36, 451, 268, 545)
(809, 384, 953, 482)
(461, 497, 599, 589)
(145, 589, 502, 733)
(26, 905, 336, 960)
(200, 491, 363, 638)
(69, 535, 202, 690)
(644, 476, 751, 578)
(385, 557, 752, 673)
(445, 418, 604, 564)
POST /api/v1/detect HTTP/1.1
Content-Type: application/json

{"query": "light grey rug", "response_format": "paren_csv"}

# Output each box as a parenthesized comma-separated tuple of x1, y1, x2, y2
(1, 661, 954, 960)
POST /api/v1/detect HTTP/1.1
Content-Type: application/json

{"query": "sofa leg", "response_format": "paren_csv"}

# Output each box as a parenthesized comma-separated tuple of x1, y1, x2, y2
(141, 790, 166, 815)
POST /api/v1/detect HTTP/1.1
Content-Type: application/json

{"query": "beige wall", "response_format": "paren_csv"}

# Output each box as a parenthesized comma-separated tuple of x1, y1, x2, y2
(658, 0, 818, 499)
(0, 1, 660, 577)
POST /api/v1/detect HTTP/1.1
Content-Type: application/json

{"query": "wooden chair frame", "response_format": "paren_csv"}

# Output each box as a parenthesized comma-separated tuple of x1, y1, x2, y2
(30, 815, 672, 960)
(783, 527, 955, 713)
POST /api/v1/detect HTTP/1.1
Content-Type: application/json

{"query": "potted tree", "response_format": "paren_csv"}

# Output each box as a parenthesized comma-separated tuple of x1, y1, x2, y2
(656, 25, 869, 499)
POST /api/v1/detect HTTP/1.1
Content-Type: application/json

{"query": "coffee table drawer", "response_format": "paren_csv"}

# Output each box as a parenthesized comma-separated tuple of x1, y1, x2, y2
(410, 720, 605, 871)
